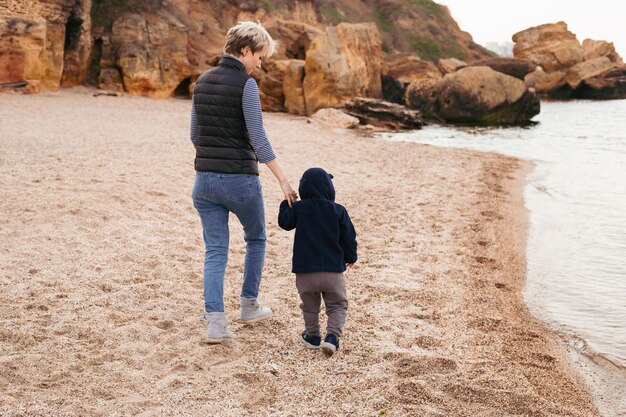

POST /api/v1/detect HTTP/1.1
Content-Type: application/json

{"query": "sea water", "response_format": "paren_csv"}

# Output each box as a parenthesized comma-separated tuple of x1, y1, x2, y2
(381, 100, 626, 370)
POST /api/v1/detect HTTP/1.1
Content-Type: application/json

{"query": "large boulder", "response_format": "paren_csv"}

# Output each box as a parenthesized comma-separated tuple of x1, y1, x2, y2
(383, 53, 442, 84)
(405, 78, 442, 121)
(524, 69, 567, 95)
(582, 39, 623, 63)
(470, 58, 537, 80)
(513, 22, 584, 72)
(382, 53, 441, 104)
(303, 22, 382, 115)
(573, 65, 626, 100)
(436, 66, 540, 124)
(438, 58, 467, 75)
(111, 12, 190, 98)
(512, 22, 625, 99)
(564, 56, 616, 89)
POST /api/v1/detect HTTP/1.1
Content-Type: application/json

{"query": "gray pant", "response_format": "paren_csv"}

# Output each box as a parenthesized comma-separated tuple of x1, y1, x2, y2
(295, 272, 348, 338)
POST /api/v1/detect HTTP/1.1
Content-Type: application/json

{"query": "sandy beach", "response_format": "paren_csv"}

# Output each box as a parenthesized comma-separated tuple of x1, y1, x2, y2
(0, 89, 601, 415)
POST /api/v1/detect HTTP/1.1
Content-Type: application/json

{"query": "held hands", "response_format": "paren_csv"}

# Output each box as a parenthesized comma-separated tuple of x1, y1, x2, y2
(265, 160, 297, 206)
(281, 180, 298, 207)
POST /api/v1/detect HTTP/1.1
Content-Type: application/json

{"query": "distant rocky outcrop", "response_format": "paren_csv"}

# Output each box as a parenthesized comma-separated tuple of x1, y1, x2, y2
(582, 39, 622, 63)
(513, 22, 584, 72)
(407, 66, 540, 125)
(513, 22, 625, 100)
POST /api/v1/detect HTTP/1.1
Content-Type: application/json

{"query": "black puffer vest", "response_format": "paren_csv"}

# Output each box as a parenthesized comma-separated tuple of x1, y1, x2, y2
(192, 56, 259, 174)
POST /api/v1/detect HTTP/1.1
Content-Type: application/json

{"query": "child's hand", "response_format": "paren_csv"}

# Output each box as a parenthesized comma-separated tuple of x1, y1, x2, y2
(345, 263, 354, 268)
(281, 180, 298, 207)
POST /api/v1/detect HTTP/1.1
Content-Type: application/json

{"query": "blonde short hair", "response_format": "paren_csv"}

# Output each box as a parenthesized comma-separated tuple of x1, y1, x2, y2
(223, 21, 277, 57)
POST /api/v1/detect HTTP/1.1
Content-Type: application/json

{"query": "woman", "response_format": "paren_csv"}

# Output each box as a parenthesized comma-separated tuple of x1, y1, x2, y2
(190, 21, 297, 343)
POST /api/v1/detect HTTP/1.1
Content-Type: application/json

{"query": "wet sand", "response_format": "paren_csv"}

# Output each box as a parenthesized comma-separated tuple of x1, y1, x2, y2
(0, 88, 601, 415)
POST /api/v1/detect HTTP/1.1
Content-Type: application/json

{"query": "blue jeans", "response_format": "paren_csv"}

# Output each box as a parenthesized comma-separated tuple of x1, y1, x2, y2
(192, 172, 266, 313)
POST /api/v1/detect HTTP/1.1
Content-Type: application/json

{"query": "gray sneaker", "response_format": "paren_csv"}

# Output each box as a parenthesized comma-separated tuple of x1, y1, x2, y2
(239, 297, 272, 323)
(203, 312, 235, 343)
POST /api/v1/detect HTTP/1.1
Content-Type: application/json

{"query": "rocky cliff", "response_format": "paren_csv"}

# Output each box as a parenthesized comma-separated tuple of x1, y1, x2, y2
(1, 0, 493, 98)
(1, 0, 92, 91)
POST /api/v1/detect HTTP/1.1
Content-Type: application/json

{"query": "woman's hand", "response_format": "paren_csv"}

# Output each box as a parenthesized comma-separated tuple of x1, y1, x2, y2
(265, 160, 298, 207)
(281, 180, 298, 207)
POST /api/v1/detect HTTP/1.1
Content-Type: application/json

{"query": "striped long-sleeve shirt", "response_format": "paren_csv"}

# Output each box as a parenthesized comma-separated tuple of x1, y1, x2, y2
(190, 77, 276, 164)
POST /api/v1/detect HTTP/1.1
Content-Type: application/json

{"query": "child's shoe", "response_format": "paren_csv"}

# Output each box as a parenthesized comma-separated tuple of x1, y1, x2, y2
(321, 333, 339, 356)
(300, 331, 321, 349)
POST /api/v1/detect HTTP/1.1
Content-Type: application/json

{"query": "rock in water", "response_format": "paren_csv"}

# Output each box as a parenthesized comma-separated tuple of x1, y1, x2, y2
(436, 66, 540, 125)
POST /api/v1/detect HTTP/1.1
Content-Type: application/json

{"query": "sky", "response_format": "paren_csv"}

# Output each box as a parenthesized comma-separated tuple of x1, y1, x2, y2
(439, 0, 626, 58)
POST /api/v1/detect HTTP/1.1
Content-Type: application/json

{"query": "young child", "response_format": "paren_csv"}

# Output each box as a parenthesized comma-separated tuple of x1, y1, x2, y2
(278, 167, 357, 356)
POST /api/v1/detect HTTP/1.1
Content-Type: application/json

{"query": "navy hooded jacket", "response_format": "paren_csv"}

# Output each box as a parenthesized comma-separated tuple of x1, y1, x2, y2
(278, 168, 358, 273)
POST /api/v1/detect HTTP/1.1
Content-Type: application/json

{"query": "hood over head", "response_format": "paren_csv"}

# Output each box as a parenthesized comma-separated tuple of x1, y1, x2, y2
(298, 167, 335, 201)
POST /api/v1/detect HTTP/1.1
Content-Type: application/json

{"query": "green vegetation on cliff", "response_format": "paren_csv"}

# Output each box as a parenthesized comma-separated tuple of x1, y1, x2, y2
(303, 0, 491, 61)
(410, 0, 441, 17)
(91, 0, 492, 63)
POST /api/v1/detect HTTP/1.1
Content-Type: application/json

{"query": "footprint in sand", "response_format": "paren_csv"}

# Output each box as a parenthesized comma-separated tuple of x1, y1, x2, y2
(511, 328, 542, 343)
(474, 256, 496, 265)
(393, 381, 439, 405)
(146, 191, 167, 197)
(413, 335, 442, 349)
(170, 362, 188, 372)
(443, 383, 538, 415)
(389, 353, 458, 377)
(468, 317, 503, 332)
(494, 282, 508, 290)
(156, 320, 175, 331)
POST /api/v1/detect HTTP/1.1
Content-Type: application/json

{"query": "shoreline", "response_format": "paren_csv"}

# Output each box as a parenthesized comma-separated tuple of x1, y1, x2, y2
(568, 347, 626, 416)
(382, 122, 626, 415)
(0, 88, 602, 415)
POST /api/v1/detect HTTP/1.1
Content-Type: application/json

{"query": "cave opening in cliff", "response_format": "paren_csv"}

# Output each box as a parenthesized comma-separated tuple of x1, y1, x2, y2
(64, 15, 82, 53)
(86, 38, 103, 86)
(61, 8, 84, 86)
(174, 77, 192, 98)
